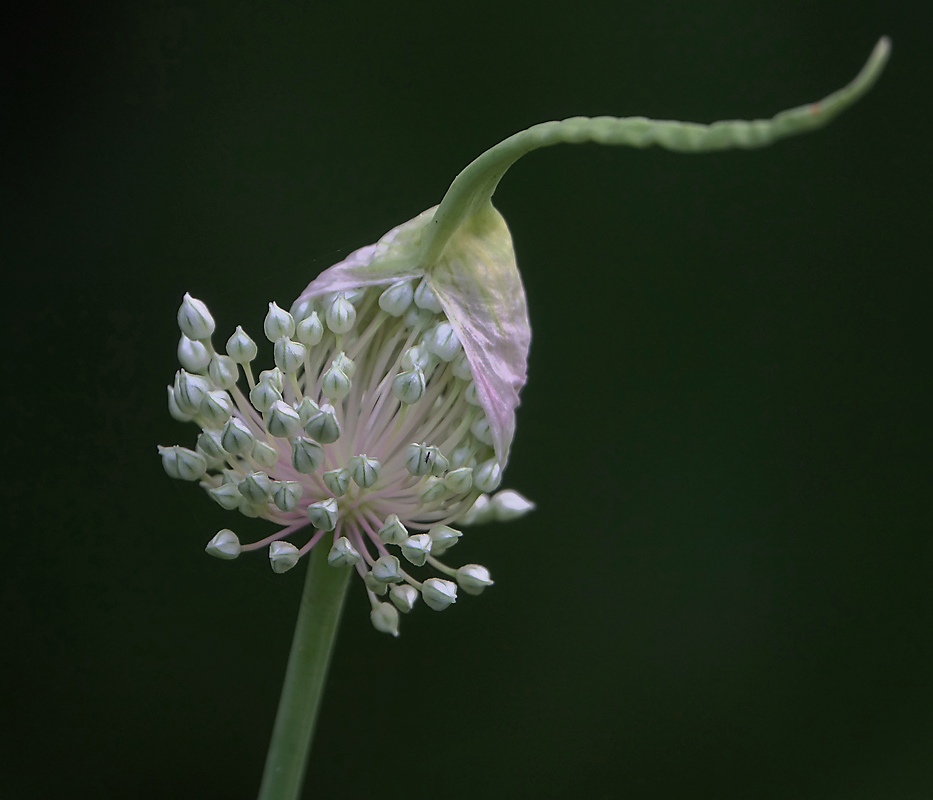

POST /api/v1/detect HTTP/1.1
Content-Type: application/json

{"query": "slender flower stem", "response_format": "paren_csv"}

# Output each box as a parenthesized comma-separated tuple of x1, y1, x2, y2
(257, 541, 352, 800)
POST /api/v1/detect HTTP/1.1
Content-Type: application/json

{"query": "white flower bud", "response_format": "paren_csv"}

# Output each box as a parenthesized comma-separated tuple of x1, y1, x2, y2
(196, 428, 226, 462)
(491, 490, 536, 522)
(370, 602, 400, 637)
(448, 444, 474, 470)
(177, 293, 215, 341)
(272, 480, 302, 512)
(465, 381, 481, 406)
(177, 335, 211, 372)
(320, 364, 351, 400)
(392, 368, 425, 404)
(258, 367, 285, 392)
(208, 354, 239, 390)
(221, 417, 255, 455)
(474, 459, 502, 493)
(252, 439, 279, 468)
(307, 498, 338, 531)
(451, 351, 472, 381)
(208, 482, 241, 510)
(422, 578, 457, 611)
(238, 471, 273, 504)
(270, 541, 300, 573)
(378, 280, 414, 316)
(456, 564, 494, 596)
(404, 303, 436, 330)
(264, 301, 296, 342)
(290, 296, 314, 323)
(173, 369, 211, 415)
(325, 292, 356, 334)
(443, 467, 473, 494)
(238, 496, 266, 517)
(402, 343, 439, 374)
(378, 514, 408, 545)
(205, 529, 241, 560)
(389, 583, 419, 613)
(291, 436, 325, 473)
(364, 571, 388, 595)
(296, 311, 324, 346)
(428, 525, 462, 556)
(333, 351, 356, 378)
(304, 404, 341, 444)
(264, 400, 301, 438)
(403, 443, 448, 477)
(249, 379, 282, 414)
(167, 385, 194, 422)
(427, 321, 461, 362)
(418, 477, 448, 504)
(323, 468, 350, 497)
(470, 415, 494, 446)
(200, 390, 233, 429)
(295, 397, 320, 426)
(457, 494, 493, 525)
(413, 278, 443, 313)
(327, 536, 360, 567)
(348, 454, 380, 488)
(371, 554, 404, 584)
(158, 445, 207, 481)
(400, 534, 432, 566)
(273, 337, 307, 374)
(226, 325, 258, 363)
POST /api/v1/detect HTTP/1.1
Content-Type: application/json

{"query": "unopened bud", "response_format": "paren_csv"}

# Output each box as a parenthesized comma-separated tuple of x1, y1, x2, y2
(205, 529, 240, 560)
(208, 354, 239, 390)
(372, 554, 404, 584)
(456, 564, 494, 595)
(291, 436, 325, 473)
(323, 468, 350, 497)
(307, 498, 338, 531)
(167, 384, 194, 422)
(428, 525, 462, 556)
(173, 369, 211, 415)
(249, 379, 282, 414)
(474, 459, 502, 493)
(393, 368, 426, 404)
(370, 602, 400, 637)
(400, 534, 432, 567)
(427, 321, 461, 362)
(443, 467, 473, 494)
(422, 578, 457, 611)
(178, 335, 211, 372)
(264, 400, 301, 438)
(413, 278, 443, 313)
(274, 337, 307, 374)
(251, 439, 279, 469)
(451, 351, 472, 381)
(264, 302, 296, 341)
(348, 454, 380, 488)
(328, 536, 360, 567)
(272, 480, 303, 512)
(177, 293, 215, 341)
(325, 292, 356, 334)
(238, 471, 273, 504)
(200, 389, 233, 428)
(221, 417, 255, 455)
(379, 280, 414, 317)
(491, 490, 536, 522)
(208, 482, 241, 510)
(158, 445, 207, 481)
(320, 364, 351, 400)
(269, 541, 300, 573)
(296, 311, 324, 346)
(378, 514, 408, 545)
(226, 325, 258, 363)
(389, 583, 419, 613)
(304, 403, 341, 444)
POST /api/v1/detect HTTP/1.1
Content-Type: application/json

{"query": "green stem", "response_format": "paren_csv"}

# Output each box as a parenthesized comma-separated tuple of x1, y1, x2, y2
(257, 541, 352, 800)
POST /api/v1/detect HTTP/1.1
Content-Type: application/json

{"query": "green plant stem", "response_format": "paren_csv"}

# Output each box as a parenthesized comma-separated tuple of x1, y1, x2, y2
(257, 542, 352, 800)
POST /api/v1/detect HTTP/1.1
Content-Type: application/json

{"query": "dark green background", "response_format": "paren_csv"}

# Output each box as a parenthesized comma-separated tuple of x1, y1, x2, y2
(3, 1, 930, 798)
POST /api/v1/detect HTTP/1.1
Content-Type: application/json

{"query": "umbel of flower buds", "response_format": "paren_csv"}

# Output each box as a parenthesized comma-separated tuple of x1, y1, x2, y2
(159, 39, 888, 634)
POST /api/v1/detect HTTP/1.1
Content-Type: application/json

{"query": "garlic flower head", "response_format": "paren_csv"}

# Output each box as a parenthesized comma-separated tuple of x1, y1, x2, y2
(159, 39, 888, 634)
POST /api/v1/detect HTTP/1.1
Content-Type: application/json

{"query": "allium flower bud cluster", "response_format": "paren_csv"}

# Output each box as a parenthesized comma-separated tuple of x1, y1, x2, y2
(161, 269, 534, 635)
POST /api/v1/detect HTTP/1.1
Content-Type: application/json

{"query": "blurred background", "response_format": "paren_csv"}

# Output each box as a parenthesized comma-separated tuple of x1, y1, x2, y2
(3, 1, 930, 798)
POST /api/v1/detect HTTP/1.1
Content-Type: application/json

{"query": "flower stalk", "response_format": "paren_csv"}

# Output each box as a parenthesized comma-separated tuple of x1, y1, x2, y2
(257, 541, 352, 800)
